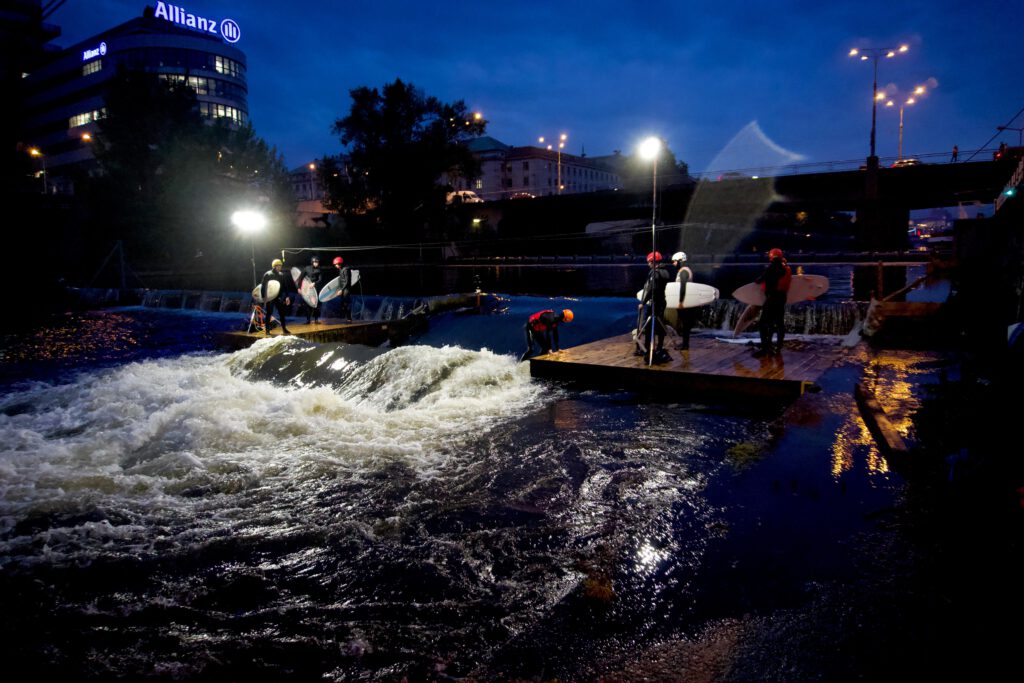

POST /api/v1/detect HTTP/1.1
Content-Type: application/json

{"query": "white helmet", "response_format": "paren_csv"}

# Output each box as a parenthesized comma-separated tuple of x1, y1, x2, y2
(672, 251, 687, 262)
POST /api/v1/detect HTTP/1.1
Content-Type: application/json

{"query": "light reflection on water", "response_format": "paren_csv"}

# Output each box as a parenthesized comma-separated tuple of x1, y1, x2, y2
(0, 306, 957, 680)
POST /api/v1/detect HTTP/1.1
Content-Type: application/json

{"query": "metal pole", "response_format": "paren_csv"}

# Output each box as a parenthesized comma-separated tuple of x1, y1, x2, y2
(898, 105, 904, 160)
(648, 155, 658, 367)
(250, 237, 257, 287)
(870, 55, 878, 159)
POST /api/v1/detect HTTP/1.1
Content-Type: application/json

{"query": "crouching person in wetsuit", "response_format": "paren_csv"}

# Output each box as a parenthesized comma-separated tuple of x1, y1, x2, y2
(754, 247, 791, 356)
(522, 308, 574, 361)
(636, 251, 671, 363)
(261, 258, 298, 335)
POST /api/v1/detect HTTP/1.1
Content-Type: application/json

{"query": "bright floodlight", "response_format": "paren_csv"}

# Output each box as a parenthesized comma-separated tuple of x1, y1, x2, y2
(232, 210, 266, 234)
(639, 137, 662, 160)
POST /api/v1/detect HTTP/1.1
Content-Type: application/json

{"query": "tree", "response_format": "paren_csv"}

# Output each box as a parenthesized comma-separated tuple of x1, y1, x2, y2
(324, 79, 486, 238)
(90, 70, 292, 274)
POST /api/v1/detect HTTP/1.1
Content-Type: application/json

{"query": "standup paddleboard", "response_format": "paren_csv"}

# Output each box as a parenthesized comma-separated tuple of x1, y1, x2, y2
(637, 282, 718, 327)
(635, 282, 719, 309)
(251, 279, 281, 304)
(290, 267, 319, 308)
(732, 274, 829, 306)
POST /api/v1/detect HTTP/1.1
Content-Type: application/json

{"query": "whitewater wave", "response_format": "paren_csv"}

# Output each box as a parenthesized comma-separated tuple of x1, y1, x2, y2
(0, 339, 541, 566)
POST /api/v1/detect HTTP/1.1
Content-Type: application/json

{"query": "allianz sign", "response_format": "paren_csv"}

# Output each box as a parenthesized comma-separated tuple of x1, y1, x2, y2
(153, 2, 241, 44)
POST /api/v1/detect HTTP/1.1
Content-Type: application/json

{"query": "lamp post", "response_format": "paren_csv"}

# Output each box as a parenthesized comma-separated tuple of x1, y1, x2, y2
(28, 147, 47, 194)
(886, 85, 926, 160)
(232, 210, 267, 286)
(849, 44, 909, 159)
(538, 133, 567, 194)
(638, 136, 662, 366)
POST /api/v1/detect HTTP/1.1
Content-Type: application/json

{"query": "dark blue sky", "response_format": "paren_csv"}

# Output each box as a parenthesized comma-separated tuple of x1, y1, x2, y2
(54, 0, 1022, 172)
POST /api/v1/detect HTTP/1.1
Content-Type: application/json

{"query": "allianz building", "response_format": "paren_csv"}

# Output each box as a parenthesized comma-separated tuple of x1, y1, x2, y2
(23, 3, 247, 190)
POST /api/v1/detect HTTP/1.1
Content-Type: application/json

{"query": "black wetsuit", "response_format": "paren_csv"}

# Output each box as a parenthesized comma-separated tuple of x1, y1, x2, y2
(261, 268, 298, 333)
(638, 264, 670, 354)
(335, 266, 352, 320)
(300, 264, 323, 322)
(675, 265, 698, 350)
(523, 310, 561, 360)
(755, 258, 791, 353)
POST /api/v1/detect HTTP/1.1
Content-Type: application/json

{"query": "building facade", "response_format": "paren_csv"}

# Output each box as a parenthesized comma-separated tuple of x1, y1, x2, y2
(22, 4, 248, 181)
(450, 136, 621, 201)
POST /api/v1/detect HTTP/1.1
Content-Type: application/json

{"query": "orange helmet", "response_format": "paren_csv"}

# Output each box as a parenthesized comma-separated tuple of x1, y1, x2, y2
(561, 309, 574, 323)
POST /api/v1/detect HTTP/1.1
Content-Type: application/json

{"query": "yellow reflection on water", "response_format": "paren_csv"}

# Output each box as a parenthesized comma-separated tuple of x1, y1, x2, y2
(0, 314, 140, 365)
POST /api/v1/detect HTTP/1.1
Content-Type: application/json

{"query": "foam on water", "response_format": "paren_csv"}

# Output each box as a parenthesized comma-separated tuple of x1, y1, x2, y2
(0, 337, 541, 567)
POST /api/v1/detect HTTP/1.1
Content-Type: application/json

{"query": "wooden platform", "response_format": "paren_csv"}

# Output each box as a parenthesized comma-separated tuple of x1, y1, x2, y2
(218, 317, 423, 351)
(529, 334, 845, 401)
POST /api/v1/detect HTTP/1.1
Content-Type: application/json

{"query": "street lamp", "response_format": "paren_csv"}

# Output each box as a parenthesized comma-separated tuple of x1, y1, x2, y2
(232, 209, 267, 286)
(28, 147, 47, 194)
(849, 44, 910, 159)
(638, 136, 662, 239)
(885, 85, 926, 160)
(539, 132, 567, 194)
(638, 136, 662, 366)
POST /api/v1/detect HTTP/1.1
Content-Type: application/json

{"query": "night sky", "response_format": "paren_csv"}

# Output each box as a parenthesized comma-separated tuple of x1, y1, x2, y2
(52, 0, 1022, 173)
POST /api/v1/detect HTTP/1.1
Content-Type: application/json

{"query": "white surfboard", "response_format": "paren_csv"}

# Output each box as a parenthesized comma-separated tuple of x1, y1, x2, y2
(319, 276, 342, 303)
(251, 279, 280, 304)
(733, 274, 829, 306)
(635, 282, 719, 308)
(350, 269, 360, 287)
(290, 267, 318, 308)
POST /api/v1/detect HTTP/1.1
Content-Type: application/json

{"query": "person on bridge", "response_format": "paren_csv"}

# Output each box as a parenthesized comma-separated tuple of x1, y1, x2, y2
(522, 309, 573, 361)
(753, 248, 791, 357)
(950, 145, 958, 163)
(261, 259, 297, 336)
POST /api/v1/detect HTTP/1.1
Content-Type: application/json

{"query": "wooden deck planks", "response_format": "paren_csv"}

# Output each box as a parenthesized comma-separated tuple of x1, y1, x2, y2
(530, 334, 845, 400)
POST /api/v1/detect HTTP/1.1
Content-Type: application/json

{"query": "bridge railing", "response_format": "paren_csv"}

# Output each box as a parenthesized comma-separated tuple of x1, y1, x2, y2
(691, 148, 1001, 181)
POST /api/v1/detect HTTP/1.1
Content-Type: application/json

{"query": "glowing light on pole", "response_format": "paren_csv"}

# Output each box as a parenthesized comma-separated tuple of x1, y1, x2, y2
(29, 147, 47, 194)
(638, 136, 662, 366)
(849, 44, 910, 159)
(232, 210, 267, 286)
(538, 132, 568, 194)
(885, 84, 927, 160)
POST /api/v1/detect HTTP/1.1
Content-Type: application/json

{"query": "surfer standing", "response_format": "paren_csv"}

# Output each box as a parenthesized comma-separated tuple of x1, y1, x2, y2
(301, 256, 323, 324)
(636, 252, 671, 363)
(671, 251, 698, 352)
(332, 256, 352, 321)
(753, 248, 792, 356)
(261, 259, 297, 335)
(522, 309, 573, 361)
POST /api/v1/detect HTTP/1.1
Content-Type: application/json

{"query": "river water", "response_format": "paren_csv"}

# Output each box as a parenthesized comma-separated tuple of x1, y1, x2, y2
(0, 294, 963, 681)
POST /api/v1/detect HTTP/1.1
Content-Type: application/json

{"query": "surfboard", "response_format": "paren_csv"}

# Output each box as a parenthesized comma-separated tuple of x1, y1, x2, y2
(635, 282, 719, 309)
(732, 274, 829, 306)
(251, 279, 280, 304)
(319, 276, 342, 303)
(350, 269, 360, 287)
(290, 267, 319, 308)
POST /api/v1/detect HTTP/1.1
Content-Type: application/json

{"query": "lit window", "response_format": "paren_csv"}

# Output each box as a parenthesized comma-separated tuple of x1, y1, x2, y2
(69, 108, 106, 128)
(82, 59, 102, 77)
(475, 179, 483, 190)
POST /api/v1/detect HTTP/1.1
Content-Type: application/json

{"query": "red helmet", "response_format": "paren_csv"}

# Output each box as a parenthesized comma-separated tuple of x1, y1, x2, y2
(768, 248, 784, 259)
(333, 256, 344, 266)
(646, 251, 663, 263)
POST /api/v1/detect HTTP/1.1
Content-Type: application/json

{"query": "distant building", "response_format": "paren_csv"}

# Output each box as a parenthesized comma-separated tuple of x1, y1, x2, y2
(448, 136, 621, 200)
(289, 161, 334, 228)
(21, 4, 248, 185)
